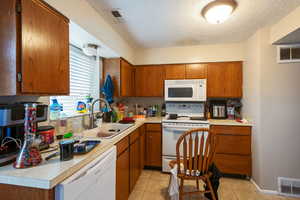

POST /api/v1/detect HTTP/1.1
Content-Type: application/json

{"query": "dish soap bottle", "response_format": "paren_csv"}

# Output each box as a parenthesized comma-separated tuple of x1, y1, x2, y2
(50, 99, 62, 120)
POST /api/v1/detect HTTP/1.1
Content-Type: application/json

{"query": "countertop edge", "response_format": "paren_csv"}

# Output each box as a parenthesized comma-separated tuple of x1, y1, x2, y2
(0, 117, 253, 189)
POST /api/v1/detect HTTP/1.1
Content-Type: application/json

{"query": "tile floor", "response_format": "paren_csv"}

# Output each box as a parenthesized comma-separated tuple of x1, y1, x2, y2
(129, 170, 300, 200)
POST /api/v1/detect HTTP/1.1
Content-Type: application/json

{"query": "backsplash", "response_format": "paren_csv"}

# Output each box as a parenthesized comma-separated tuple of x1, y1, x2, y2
(114, 97, 164, 113)
(0, 96, 90, 135)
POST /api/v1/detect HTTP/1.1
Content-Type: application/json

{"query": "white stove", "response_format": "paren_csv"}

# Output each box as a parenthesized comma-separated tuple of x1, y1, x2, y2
(162, 116, 209, 124)
(162, 103, 210, 172)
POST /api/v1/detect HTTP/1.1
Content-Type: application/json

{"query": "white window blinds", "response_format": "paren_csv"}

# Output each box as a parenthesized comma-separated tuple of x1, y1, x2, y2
(51, 45, 100, 117)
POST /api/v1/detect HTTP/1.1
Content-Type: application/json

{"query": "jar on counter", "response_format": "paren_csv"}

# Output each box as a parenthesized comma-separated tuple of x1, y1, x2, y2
(37, 126, 55, 145)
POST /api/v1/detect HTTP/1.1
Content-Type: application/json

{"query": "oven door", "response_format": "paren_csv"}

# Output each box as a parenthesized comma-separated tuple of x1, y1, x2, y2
(165, 85, 196, 102)
(162, 123, 208, 157)
(163, 125, 191, 157)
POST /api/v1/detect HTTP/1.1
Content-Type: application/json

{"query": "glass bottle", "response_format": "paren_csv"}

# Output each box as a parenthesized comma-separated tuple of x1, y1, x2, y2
(14, 103, 42, 168)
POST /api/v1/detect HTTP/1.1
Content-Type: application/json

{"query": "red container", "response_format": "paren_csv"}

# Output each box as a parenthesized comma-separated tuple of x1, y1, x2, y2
(37, 126, 55, 144)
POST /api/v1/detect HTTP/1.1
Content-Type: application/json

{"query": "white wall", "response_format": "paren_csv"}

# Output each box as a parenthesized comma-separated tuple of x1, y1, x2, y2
(135, 43, 245, 65)
(243, 26, 300, 191)
(243, 31, 263, 188)
(45, 0, 135, 63)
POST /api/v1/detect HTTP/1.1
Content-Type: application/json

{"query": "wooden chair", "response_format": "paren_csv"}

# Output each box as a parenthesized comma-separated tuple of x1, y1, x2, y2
(169, 128, 218, 200)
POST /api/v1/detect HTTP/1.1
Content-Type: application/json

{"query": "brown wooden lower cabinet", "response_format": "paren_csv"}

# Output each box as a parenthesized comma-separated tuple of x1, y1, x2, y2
(140, 125, 146, 170)
(145, 124, 162, 167)
(116, 136, 130, 200)
(116, 148, 130, 200)
(116, 127, 145, 200)
(130, 137, 141, 192)
(211, 125, 252, 177)
(214, 154, 251, 176)
(0, 184, 54, 200)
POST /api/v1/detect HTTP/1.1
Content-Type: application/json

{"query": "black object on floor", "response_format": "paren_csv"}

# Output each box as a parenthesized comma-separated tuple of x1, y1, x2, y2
(204, 163, 222, 200)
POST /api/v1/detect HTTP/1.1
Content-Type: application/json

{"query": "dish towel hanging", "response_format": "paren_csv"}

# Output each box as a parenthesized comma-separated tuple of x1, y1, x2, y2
(169, 164, 180, 200)
(101, 74, 114, 104)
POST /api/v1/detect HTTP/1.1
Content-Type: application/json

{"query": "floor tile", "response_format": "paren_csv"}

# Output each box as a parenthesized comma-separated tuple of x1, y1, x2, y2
(142, 191, 169, 200)
(134, 176, 150, 192)
(132, 170, 300, 200)
(129, 190, 144, 200)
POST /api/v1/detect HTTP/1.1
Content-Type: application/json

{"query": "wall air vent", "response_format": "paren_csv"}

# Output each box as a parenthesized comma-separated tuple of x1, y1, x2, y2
(278, 177, 300, 198)
(111, 9, 125, 23)
(277, 44, 300, 63)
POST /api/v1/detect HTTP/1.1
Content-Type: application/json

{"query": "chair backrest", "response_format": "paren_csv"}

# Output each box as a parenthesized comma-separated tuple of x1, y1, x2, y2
(176, 128, 217, 176)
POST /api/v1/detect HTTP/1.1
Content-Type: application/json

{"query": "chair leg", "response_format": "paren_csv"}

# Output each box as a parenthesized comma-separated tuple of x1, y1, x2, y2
(179, 178, 184, 200)
(206, 178, 217, 200)
(196, 179, 199, 190)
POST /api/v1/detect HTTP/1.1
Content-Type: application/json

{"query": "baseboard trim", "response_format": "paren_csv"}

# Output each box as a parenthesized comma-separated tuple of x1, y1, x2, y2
(250, 179, 278, 195)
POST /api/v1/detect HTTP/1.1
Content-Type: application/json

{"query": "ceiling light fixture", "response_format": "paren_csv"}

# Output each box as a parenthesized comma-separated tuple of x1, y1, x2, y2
(201, 0, 237, 24)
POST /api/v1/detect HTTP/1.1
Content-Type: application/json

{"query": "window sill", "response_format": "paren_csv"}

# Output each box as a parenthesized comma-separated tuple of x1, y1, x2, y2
(49, 111, 100, 122)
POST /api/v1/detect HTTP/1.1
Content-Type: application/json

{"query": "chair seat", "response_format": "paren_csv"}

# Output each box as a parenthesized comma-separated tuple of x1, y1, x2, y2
(169, 159, 212, 180)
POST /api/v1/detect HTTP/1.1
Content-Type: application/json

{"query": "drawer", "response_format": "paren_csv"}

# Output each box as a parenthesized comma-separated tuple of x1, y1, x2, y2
(214, 154, 251, 176)
(116, 136, 129, 156)
(129, 129, 140, 144)
(211, 125, 251, 136)
(146, 124, 161, 132)
(216, 135, 251, 155)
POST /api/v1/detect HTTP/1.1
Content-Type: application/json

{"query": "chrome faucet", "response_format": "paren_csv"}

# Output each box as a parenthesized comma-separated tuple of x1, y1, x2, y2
(89, 98, 112, 129)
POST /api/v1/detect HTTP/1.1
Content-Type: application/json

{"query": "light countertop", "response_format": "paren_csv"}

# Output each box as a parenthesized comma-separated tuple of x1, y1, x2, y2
(0, 118, 157, 189)
(0, 117, 251, 189)
(208, 119, 252, 127)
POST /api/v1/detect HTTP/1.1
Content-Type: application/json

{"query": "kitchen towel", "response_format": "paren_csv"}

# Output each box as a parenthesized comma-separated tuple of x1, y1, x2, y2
(169, 164, 180, 200)
(101, 74, 114, 104)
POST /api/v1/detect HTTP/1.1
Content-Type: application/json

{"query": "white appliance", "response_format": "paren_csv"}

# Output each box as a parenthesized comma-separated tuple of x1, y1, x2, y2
(55, 146, 116, 200)
(165, 79, 206, 102)
(162, 121, 209, 172)
(162, 102, 209, 172)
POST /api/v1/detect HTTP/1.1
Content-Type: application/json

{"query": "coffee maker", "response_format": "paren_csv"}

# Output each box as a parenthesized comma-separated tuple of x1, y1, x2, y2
(0, 102, 48, 166)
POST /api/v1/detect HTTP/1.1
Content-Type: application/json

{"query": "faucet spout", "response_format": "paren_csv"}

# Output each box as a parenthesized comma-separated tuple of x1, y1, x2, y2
(89, 98, 112, 129)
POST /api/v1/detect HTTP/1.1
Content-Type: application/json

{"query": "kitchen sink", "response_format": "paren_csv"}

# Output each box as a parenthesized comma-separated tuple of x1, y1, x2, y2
(96, 123, 134, 139)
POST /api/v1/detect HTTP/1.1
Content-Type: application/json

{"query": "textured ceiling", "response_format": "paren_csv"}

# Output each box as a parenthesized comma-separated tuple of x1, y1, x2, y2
(87, 0, 300, 48)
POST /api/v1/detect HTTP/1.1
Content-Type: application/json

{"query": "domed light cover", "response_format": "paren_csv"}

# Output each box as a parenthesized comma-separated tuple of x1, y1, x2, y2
(202, 0, 237, 24)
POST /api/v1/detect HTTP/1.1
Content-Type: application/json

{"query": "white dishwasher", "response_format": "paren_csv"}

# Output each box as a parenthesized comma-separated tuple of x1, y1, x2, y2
(55, 146, 116, 200)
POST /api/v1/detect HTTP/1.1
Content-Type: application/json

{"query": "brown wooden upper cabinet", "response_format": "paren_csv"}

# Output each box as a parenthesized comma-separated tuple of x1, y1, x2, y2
(164, 64, 185, 80)
(185, 63, 208, 79)
(135, 65, 164, 97)
(103, 58, 135, 97)
(0, 0, 69, 96)
(207, 62, 243, 98)
(164, 64, 207, 80)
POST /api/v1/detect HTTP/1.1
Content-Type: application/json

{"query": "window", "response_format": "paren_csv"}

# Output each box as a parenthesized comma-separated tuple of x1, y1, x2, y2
(51, 45, 100, 117)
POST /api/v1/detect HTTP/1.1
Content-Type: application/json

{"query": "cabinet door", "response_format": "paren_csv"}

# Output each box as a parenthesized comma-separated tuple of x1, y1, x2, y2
(130, 139, 140, 192)
(140, 125, 146, 170)
(224, 62, 242, 98)
(145, 125, 162, 167)
(214, 154, 251, 176)
(164, 64, 185, 80)
(207, 62, 242, 98)
(21, 0, 69, 94)
(135, 66, 164, 97)
(185, 64, 207, 79)
(0, 0, 18, 95)
(121, 59, 135, 97)
(103, 58, 121, 97)
(116, 149, 130, 200)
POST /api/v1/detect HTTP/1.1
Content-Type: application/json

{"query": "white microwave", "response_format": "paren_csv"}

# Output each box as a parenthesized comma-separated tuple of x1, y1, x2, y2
(164, 79, 207, 102)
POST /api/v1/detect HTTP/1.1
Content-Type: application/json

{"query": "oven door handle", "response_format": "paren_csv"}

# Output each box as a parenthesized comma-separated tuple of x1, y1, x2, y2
(163, 126, 208, 132)
(163, 126, 196, 131)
